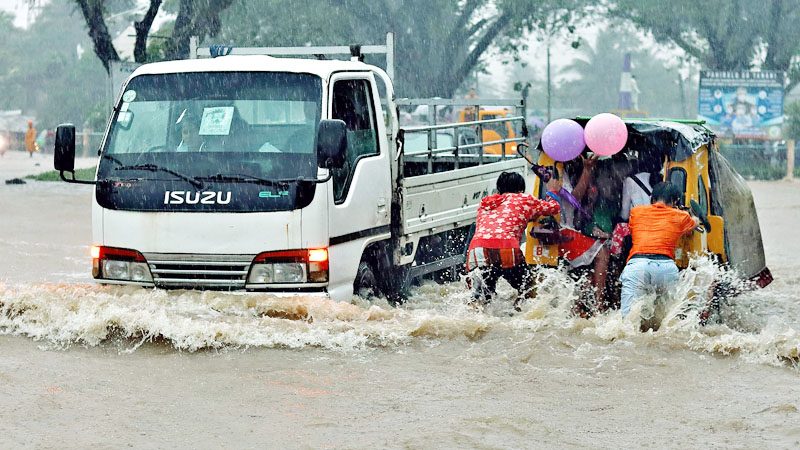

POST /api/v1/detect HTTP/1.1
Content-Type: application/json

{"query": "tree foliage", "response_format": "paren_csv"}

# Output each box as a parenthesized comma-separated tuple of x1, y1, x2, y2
(611, 0, 800, 87)
(553, 27, 697, 118)
(784, 101, 800, 141)
(0, 1, 108, 129)
(73, 0, 234, 71)
(213, 0, 587, 97)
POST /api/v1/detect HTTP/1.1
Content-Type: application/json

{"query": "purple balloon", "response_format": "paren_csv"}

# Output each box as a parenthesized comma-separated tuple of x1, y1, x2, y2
(541, 119, 585, 162)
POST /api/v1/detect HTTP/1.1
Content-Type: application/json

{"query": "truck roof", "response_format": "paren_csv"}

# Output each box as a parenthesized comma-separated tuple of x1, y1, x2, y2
(130, 55, 377, 80)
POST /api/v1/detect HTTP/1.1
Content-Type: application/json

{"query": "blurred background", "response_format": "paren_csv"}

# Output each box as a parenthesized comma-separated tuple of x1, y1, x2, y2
(0, 0, 798, 179)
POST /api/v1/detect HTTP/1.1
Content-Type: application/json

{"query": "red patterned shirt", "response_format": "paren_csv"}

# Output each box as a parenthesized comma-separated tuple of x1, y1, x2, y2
(469, 193, 560, 250)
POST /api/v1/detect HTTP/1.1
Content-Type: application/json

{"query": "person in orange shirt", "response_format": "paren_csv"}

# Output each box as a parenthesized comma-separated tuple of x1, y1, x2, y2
(24, 121, 37, 157)
(620, 182, 698, 320)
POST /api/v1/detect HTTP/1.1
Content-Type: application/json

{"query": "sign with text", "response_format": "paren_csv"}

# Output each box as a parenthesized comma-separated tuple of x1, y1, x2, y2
(698, 70, 784, 140)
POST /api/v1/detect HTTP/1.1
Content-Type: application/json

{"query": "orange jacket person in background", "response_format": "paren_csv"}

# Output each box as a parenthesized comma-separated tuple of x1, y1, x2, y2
(24, 121, 37, 157)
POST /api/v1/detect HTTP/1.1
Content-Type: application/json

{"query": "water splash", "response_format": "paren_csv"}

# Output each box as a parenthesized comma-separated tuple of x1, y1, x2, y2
(0, 256, 797, 367)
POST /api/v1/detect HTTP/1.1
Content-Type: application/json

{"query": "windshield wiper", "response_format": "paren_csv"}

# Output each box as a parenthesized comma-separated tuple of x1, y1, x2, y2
(196, 173, 292, 186)
(102, 155, 203, 189)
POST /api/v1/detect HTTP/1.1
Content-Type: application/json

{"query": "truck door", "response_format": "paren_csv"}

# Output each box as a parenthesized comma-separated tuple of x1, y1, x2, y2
(326, 74, 392, 297)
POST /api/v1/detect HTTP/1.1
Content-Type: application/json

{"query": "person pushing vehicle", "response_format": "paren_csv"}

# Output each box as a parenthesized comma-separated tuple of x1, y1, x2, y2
(620, 182, 699, 326)
(466, 171, 561, 307)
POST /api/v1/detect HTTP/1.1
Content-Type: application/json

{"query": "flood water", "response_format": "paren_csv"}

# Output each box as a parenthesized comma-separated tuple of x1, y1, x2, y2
(1, 178, 799, 448)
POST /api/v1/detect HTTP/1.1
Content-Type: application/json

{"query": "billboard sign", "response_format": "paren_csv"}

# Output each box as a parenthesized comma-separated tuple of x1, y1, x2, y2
(698, 70, 784, 140)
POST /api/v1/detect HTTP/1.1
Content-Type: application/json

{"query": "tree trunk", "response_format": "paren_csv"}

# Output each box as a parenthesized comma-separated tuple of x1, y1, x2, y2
(164, 0, 194, 60)
(133, 0, 163, 63)
(75, 0, 119, 73)
(165, 0, 234, 60)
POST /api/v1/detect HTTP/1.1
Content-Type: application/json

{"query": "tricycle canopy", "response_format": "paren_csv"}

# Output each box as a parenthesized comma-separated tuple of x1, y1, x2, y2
(537, 118, 716, 163)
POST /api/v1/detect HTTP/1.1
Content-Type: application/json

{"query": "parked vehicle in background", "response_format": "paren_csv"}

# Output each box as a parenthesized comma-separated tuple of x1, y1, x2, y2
(458, 108, 518, 155)
(404, 128, 479, 155)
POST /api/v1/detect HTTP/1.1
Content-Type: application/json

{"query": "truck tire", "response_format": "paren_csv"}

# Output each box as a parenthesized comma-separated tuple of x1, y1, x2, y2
(354, 261, 379, 298)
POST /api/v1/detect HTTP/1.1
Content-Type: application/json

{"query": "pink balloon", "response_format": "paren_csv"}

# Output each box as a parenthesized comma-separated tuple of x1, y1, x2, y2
(584, 113, 628, 156)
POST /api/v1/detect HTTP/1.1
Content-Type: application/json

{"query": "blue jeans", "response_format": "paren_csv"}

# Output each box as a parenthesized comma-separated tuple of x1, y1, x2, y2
(620, 257, 679, 317)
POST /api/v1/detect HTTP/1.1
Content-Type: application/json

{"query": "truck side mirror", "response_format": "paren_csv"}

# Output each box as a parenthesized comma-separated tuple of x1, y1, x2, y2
(54, 124, 76, 173)
(316, 119, 347, 169)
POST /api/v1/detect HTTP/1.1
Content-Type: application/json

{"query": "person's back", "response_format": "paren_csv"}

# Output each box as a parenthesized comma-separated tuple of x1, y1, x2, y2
(470, 192, 558, 250)
(621, 158, 662, 221)
(620, 182, 698, 321)
(628, 203, 696, 260)
(24, 121, 36, 156)
(466, 172, 560, 306)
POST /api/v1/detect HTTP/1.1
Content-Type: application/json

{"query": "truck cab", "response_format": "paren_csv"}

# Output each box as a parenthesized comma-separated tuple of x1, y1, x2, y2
(54, 36, 532, 301)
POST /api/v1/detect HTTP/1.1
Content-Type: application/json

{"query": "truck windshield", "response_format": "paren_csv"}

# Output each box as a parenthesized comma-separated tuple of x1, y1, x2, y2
(99, 72, 322, 182)
(95, 72, 323, 213)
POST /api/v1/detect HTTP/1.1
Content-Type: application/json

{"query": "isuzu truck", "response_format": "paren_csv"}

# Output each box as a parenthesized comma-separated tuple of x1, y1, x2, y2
(54, 34, 532, 301)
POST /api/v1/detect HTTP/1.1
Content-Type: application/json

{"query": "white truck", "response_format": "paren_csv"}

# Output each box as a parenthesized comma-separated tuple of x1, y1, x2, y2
(53, 34, 533, 301)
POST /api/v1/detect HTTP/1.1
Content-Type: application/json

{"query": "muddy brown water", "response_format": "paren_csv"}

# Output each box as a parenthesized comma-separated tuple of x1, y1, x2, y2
(0, 180, 799, 449)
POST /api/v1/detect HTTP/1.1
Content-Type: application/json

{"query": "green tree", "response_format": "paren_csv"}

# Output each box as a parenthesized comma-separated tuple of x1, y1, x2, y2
(212, 0, 588, 97)
(74, 0, 234, 71)
(0, 1, 109, 129)
(550, 27, 697, 118)
(784, 101, 800, 141)
(611, 0, 800, 87)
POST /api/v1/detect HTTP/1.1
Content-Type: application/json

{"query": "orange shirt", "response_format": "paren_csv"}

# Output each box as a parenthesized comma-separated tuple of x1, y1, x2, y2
(628, 203, 696, 261)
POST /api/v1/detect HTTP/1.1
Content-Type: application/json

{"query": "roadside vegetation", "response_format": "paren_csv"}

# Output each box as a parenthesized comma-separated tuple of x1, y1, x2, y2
(26, 166, 96, 182)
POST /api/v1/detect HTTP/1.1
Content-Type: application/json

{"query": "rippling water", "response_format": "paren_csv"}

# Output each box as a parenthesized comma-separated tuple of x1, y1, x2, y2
(0, 256, 797, 368)
(1, 181, 799, 448)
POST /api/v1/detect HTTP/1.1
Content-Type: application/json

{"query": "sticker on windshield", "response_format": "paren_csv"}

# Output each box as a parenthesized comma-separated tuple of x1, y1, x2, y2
(116, 111, 133, 127)
(122, 90, 136, 103)
(199, 107, 234, 136)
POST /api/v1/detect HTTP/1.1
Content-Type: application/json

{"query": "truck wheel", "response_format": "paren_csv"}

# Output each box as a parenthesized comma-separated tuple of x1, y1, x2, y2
(354, 261, 379, 298)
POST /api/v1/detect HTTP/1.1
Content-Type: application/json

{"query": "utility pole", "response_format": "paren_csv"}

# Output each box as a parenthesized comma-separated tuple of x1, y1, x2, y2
(678, 73, 687, 118)
(546, 43, 551, 123)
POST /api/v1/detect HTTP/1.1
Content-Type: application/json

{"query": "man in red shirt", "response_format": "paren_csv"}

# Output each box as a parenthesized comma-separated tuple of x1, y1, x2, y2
(620, 182, 699, 322)
(467, 171, 560, 305)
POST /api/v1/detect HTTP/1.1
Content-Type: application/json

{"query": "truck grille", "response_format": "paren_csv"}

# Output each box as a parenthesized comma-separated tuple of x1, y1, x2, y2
(142, 253, 257, 289)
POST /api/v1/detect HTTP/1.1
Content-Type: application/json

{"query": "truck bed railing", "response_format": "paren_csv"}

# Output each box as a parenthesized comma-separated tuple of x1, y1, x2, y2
(395, 98, 525, 107)
(396, 97, 527, 174)
(402, 115, 525, 131)
(190, 33, 396, 81)
(400, 111, 527, 175)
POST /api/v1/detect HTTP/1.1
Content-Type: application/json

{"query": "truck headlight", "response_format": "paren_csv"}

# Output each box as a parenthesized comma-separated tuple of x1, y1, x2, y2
(248, 264, 274, 284)
(92, 245, 153, 282)
(273, 263, 306, 283)
(247, 249, 327, 284)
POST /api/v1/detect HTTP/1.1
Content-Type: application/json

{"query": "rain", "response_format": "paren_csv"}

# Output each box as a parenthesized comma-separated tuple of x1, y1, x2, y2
(1, 0, 800, 448)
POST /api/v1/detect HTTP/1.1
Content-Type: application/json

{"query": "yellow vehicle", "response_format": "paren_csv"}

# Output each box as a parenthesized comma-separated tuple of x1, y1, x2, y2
(458, 108, 517, 155)
(525, 118, 772, 295)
